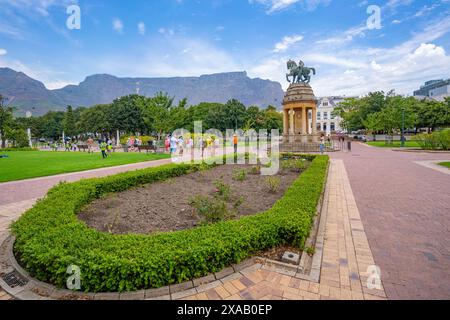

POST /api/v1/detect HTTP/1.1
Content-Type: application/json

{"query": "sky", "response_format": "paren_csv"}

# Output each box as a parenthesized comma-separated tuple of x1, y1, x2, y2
(0, 0, 450, 97)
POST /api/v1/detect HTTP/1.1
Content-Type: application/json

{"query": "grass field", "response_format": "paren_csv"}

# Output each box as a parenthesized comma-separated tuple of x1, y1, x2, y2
(439, 162, 450, 169)
(367, 141, 421, 148)
(0, 151, 170, 183)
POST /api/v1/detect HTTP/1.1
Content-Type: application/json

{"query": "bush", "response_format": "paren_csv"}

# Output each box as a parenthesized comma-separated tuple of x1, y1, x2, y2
(248, 165, 261, 175)
(232, 169, 247, 182)
(12, 155, 329, 293)
(416, 129, 450, 150)
(265, 176, 281, 193)
(281, 159, 308, 173)
(213, 179, 231, 201)
(119, 135, 154, 145)
(189, 195, 232, 223)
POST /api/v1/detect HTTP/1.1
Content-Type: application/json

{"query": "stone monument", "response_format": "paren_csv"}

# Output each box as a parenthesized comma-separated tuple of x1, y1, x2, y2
(282, 59, 319, 145)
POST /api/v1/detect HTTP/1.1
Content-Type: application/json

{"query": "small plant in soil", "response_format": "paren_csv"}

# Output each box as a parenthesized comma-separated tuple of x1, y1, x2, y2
(265, 176, 281, 193)
(188, 195, 233, 223)
(281, 159, 307, 173)
(232, 169, 247, 182)
(213, 179, 231, 201)
(248, 165, 261, 175)
(306, 246, 316, 257)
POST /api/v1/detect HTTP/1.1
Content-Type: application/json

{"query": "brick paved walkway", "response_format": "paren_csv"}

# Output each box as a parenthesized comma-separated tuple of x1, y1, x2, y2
(331, 144, 450, 299)
(175, 159, 385, 300)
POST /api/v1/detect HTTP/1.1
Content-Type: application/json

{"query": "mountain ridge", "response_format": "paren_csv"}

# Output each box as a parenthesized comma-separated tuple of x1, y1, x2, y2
(0, 68, 284, 116)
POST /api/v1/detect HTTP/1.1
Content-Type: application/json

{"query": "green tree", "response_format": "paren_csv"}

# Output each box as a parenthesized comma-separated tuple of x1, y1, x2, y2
(416, 99, 450, 132)
(77, 104, 111, 135)
(224, 99, 246, 130)
(63, 105, 76, 137)
(110, 95, 146, 135)
(0, 94, 14, 148)
(140, 92, 174, 139)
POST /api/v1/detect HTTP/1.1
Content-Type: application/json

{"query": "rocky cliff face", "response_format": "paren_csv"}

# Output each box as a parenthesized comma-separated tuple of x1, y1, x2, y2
(0, 68, 284, 116)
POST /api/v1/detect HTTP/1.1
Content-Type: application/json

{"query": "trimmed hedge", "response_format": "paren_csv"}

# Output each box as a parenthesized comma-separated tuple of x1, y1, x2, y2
(12, 155, 329, 292)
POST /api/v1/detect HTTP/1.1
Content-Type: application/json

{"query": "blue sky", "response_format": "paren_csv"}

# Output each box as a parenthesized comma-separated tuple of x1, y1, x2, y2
(0, 0, 450, 97)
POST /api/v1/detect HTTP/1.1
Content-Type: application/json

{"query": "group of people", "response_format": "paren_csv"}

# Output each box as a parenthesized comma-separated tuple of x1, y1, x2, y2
(126, 136, 143, 151)
(165, 135, 225, 158)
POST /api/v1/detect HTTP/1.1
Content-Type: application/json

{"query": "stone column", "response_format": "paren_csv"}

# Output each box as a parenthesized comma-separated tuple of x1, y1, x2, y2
(283, 109, 288, 136)
(312, 107, 317, 134)
(302, 107, 307, 135)
(289, 109, 295, 135)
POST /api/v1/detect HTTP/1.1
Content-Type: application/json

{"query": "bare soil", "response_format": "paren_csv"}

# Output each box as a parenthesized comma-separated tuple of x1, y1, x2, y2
(78, 164, 304, 235)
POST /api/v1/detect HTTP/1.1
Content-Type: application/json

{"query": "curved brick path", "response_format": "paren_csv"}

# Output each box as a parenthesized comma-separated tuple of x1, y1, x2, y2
(331, 144, 450, 299)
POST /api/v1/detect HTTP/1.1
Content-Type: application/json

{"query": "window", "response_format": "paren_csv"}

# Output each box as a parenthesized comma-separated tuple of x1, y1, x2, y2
(331, 123, 336, 132)
(323, 101, 329, 106)
(323, 123, 327, 132)
(317, 123, 321, 131)
(317, 112, 321, 120)
(323, 112, 328, 120)
(331, 112, 336, 120)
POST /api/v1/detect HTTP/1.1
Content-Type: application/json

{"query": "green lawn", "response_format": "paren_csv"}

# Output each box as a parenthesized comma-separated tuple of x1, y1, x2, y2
(438, 162, 450, 169)
(0, 151, 170, 183)
(367, 141, 421, 148)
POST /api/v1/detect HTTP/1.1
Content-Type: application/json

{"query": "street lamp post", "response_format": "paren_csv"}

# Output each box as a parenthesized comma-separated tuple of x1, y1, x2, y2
(26, 111, 32, 148)
(401, 107, 405, 148)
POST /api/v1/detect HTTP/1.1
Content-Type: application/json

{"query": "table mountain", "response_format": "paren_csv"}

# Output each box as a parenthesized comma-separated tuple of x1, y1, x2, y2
(0, 68, 284, 116)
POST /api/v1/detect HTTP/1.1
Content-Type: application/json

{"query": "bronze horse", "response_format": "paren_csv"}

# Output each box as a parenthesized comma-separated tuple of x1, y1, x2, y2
(286, 60, 316, 84)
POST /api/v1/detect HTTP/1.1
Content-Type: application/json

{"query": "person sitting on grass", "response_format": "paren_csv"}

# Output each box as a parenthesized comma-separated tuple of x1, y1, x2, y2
(100, 141, 108, 159)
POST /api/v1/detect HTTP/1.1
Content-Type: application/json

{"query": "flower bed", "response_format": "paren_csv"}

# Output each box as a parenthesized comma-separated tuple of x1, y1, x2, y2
(12, 154, 329, 293)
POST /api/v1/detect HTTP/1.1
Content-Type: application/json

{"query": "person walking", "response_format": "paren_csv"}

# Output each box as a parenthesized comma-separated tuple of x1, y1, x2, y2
(178, 136, 184, 158)
(107, 141, 113, 156)
(87, 137, 94, 154)
(100, 141, 108, 159)
(233, 134, 239, 155)
(170, 135, 178, 155)
(165, 136, 170, 153)
(320, 135, 325, 155)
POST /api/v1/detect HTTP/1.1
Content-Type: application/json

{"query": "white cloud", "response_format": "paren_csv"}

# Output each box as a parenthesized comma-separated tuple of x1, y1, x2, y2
(0, 49, 7, 55)
(273, 35, 303, 52)
(138, 22, 146, 35)
(249, 17, 450, 95)
(315, 25, 367, 45)
(94, 37, 241, 79)
(158, 28, 175, 36)
(113, 18, 124, 34)
(371, 60, 382, 70)
(250, 0, 331, 13)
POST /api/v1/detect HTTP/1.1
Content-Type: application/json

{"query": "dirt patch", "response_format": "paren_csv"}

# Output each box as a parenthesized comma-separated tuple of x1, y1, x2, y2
(256, 245, 303, 263)
(78, 164, 306, 235)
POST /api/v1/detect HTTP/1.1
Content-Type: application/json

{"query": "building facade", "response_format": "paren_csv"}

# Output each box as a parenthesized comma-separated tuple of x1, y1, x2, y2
(313, 97, 346, 135)
(414, 79, 450, 101)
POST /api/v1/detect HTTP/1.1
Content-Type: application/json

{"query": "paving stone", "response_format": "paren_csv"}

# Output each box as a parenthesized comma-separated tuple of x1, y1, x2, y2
(170, 281, 194, 294)
(145, 286, 170, 299)
(119, 290, 145, 300)
(214, 267, 235, 280)
(193, 274, 216, 287)
(94, 292, 120, 300)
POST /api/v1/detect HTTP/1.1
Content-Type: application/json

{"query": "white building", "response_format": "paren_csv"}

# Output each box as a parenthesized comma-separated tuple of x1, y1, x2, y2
(414, 79, 450, 101)
(313, 97, 347, 135)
